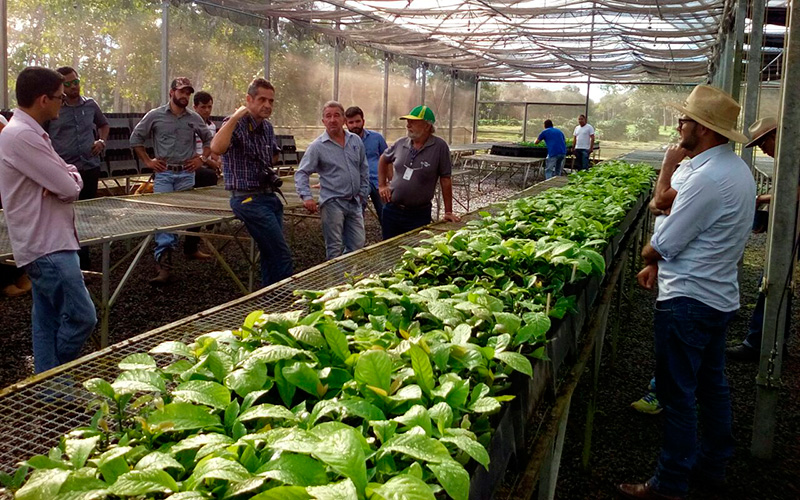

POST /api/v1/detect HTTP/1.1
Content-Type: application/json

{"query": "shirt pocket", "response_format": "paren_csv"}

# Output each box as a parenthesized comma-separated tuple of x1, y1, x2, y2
(176, 122, 197, 150)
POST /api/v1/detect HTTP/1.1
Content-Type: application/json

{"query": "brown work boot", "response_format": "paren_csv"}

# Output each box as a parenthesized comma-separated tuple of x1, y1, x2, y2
(185, 250, 213, 261)
(3, 284, 28, 298)
(15, 273, 32, 292)
(149, 252, 173, 286)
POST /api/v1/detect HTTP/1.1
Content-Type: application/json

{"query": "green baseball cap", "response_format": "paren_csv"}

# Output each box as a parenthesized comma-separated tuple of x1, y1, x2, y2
(400, 105, 435, 124)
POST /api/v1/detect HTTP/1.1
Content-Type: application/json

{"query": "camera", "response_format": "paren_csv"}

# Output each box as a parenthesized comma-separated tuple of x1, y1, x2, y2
(258, 167, 283, 190)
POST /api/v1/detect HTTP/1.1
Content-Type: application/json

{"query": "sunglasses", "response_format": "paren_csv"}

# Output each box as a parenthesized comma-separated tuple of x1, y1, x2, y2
(63, 79, 80, 88)
(677, 118, 697, 128)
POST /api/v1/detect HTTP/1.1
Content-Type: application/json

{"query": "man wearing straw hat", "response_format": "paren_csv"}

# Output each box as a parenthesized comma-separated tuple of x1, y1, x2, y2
(620, 85, 755, 500)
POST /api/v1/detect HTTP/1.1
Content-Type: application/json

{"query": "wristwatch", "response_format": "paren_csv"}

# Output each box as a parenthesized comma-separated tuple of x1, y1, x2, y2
(200, 155, 208, 163)
(97, 139, 106, 146)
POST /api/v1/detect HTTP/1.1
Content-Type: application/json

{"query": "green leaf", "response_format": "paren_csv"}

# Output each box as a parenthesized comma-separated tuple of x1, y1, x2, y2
(173, 380, 231, 410)
(239, 403, 298, 423)
(189, 457, 250, 484)
(371, 474, 435, 500)
(493, 312, 522, 335)
(428, 402, 454, 432)
(289, 325, 326, 348)
(409, 344, 435, 398)
(170, 433, 234, 454)
(354, 350, 392, 392)
(53, 490, 109, 500)
(307, 478, 358, 500)
(283, 362, 324, 397)
(250, 486, 312, 500)
(380, 429, 452, 463)
(112, 369, 166, 394)
(426, 301, 463, 326)
(248, 345, 310, 364)
(311, 398, 386, 424)
(258, 453, 328, 486)
(108, 469, 179, 496)
(393, 405, 432, 436)
(312, 428, 367, 495)
(82, 378, 115, 400)
(16, 468, 71, 500)
(450, 324, 472, 345)
(429, 460, 469, 500)
(150, 341, 195, 358)
(470, 397, 502, 414)
(514, 314, 551, 345)
(135, 451, 185, 472)
(65, 436, 100, 469)
(494, 351, 533, 377)
(118, 353, 157, 371)
(147, 403, 221, 432)
(440, 435, 490, 468)
(24, 455, 69, 470)
(165, 493, 208, 500)
(225, 361, 268, 398)
(321, 324, 351, 362)
(243, 310, 264, 331)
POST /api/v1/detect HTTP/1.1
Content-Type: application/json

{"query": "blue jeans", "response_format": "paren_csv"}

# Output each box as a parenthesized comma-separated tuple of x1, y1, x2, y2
(381, 202, 432, 240)
(320, 198, 365, 260)
(545, 154, 566, 179)
(574, 149, 590, 170)
(651, 297, 736, 496)
(23, 251, 97, 373)
(153, 171, 196, 261)
(368, 184, 384, 223)
(230, 193, 293, 287)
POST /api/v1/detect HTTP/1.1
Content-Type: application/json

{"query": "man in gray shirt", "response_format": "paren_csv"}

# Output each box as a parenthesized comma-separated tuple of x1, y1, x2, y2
(378, 105, 459, 240)
(48, 66, 110, 269)
(130, 77, 213, 284)
(295, 101, 369, 260)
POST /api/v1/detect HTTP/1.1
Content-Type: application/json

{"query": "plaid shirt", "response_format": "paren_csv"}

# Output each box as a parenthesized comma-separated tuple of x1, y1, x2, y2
(221, 114, 281, 191)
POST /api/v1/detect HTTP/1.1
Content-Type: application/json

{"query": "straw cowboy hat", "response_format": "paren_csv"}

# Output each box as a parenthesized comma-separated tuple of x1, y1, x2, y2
(745, 116, 778, 148)
(670, 85, 748, 143)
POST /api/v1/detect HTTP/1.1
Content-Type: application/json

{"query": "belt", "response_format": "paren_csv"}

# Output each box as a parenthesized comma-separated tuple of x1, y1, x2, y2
(165, 164, 186, 172)
(231, 188, 274, 197)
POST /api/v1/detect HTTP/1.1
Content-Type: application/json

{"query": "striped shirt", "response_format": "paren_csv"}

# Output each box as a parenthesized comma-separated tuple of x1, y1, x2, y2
(221, 114, 281, 192)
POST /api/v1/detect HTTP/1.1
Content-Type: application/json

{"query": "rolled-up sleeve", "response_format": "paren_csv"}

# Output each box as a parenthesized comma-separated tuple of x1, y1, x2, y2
(359, 145, 370, 200)
(129, 111, 155, 148)
(197, 121, 213, 148)
(294, 143, 318, 200)
(651, 173, 719, 261)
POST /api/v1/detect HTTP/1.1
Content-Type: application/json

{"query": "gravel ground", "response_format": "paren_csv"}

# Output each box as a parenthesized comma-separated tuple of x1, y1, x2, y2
(553, 232, 800, 500)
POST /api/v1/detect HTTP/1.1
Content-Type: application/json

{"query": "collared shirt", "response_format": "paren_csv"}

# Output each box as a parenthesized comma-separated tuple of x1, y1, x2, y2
(195, 120, 217, 155)
(47, 96, 109, 171)
(220, 114, 281, 192)
(573, 124, 595, 150)
(295, 130, 369, 206)
(360, 129, 388, 188)
(536, 127, 567, 157)
(652, 163, 693, 233)
(129, 104, 212, 164)
(383, 135, 452, 208)
(651, 144, 756, 312)
(0, 108, 83, 267)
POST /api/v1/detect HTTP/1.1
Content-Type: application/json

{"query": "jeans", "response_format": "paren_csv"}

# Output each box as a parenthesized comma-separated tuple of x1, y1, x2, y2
(320, 198, 366, 260)
(651, 297, 736, 496)
(77, 167, 101, 269)
(153, 171, 196, 261)
(545, 154, 566, 179)
(23, 251, 97, 374)
(743, 284, 792, 349)
(574, 148, 590, 170)
(381, 202, 432, 240)
(368, 184, 384, 223)
(185, 167, 220, 255)
(230, 193, 293, 287)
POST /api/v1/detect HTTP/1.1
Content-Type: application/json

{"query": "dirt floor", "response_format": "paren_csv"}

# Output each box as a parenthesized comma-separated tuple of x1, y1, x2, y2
(553, 232, 800, 500)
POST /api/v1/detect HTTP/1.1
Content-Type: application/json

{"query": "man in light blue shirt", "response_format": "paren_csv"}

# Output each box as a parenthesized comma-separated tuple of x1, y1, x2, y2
(620, 85, 755, 500)
(345, 106, 388, 221)
(295, 101, 370, 260)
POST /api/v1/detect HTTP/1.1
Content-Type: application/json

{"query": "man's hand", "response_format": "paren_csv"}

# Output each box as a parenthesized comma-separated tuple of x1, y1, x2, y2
(443, 212, 461, 223)
(42, 188, 51, 198)
(184, 155, 204, 172)
(303, 199, 319, 214)
(91, 140, 105, 156)
(637, 264, 658, 290)
(232, 106, 249, 120)
(661, 144, 688, 171)
(147, 158, 167, 172)
(379, 185, 391, 203)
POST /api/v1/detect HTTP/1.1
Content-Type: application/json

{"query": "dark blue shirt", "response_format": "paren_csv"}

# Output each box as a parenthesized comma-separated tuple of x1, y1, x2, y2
(360, 129, 388, 188)
(536, 127, 567, 157)
(48, 97, 108, 171)
(221, 114, 281, 192)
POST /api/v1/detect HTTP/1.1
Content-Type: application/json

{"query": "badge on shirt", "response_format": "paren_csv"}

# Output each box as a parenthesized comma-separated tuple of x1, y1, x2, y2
(403, 167, 414, 180)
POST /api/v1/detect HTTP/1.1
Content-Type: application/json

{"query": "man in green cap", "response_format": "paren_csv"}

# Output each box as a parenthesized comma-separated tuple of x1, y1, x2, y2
(377, 105, 459, 239)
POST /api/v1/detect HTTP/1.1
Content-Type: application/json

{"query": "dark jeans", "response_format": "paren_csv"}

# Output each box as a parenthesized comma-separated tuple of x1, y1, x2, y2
(185, 167, 220, 255)
(574, 148, 590, 170)
(230, 193, 293, 287)
(77, 168, 101, 269)
(368, 184, 384, 223)
(381, 202, 432, 240)
(651, 297, 736, 496)
(744, 287, 792, 349)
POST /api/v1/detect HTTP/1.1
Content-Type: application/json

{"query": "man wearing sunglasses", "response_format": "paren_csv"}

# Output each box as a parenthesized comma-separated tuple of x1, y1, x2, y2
(47, 66, 110, 269)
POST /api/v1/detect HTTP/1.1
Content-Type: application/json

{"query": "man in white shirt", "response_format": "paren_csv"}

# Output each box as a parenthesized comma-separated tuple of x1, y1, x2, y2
(572, 114, 595, 170)
(619, 85, 755, 500)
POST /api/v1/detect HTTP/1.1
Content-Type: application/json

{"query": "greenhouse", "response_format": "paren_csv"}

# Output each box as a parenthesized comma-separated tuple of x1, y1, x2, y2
(0, 0, 798, 499)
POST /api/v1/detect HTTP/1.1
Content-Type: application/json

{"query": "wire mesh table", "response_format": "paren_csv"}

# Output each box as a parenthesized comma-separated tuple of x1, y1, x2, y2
(462, 154, 547, 190)
(0, 177, 569, 481)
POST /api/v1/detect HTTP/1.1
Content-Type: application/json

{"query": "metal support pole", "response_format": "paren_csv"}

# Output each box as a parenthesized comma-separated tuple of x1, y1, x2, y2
(382, 53, 389, 137)
(160, 0, 169, 104)
(448, 70, 456, 144)
(717, 0, 737, 93)
(730, 0, 747, 102)
(100, 241, 111, 348)
(420, 63, 427, 105)
(522, 104, 529, 142)
(740, 0, 766, 169)
(263, 25, 271, 81)
(333, 37, 340, 101)
(472, 78, 480, 143)
(752, 0, 800, 458)
(0, 0, 7, 108)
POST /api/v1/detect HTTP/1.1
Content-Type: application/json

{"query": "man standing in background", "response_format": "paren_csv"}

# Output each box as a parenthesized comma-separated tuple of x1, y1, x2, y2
(534, 119, 567, 179)
(48, 66, 110, 269)
(345, 106, 388, 222)
(572, 114, 595, 171)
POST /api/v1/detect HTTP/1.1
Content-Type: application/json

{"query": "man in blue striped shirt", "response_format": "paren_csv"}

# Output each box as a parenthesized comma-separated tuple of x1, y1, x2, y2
(211, 78, 293, 287)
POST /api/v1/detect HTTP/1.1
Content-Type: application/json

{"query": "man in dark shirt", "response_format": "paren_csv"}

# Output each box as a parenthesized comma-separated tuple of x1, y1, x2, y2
(211, 78, 293, 287)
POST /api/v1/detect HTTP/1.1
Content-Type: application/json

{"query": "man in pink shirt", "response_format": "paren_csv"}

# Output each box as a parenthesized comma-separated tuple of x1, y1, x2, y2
(0, 67, 96, 374)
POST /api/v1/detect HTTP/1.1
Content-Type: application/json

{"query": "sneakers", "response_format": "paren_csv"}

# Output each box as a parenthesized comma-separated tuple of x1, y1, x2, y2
(631, 391, 663, 415)
(726, 343, 759, 362)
